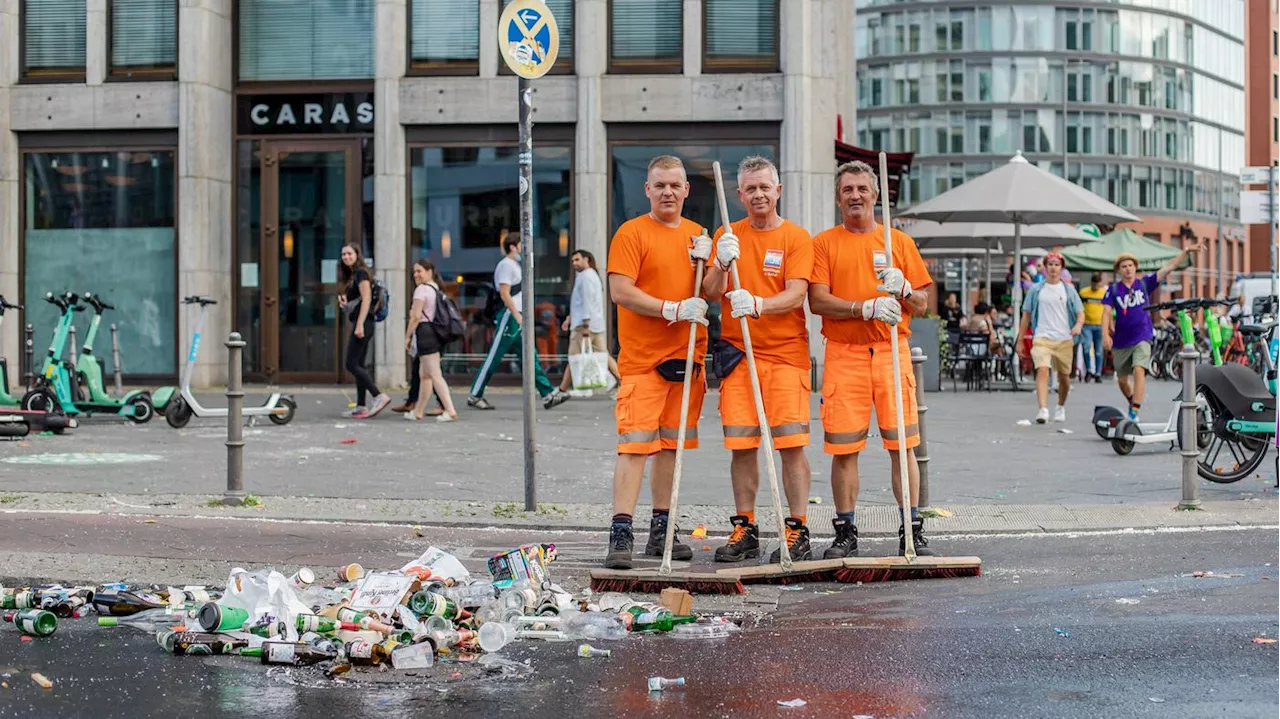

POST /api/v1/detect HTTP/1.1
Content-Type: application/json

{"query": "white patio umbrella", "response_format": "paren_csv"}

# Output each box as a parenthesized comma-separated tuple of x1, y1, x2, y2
(898, 152, 1137, 386)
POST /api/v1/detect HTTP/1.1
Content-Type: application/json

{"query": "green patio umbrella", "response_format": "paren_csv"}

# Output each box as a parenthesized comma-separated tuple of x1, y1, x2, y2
(1059, 228, 1191, 272)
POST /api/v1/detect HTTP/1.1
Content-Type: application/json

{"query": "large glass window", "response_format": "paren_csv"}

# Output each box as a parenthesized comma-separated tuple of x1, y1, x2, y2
(109, 0, 176, 78)
(412, 0, 480, 73)
(239, 0, 373, 81)
(22, 0, 86, 79)
(409, 146, 572, 376)
(23, 150, 177, 377)
(498, 0, 572, 74)
(704, 0, 778, 72)
(611, 0, 682, 72)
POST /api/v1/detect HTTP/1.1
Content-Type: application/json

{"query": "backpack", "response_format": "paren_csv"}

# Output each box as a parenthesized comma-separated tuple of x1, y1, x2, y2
(430, 286, 466, 345)
(481, 284, 505, 324)
(371, 278, 390, 323)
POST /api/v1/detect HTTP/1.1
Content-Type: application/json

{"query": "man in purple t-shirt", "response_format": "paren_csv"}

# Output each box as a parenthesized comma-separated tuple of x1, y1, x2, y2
(1102, 240, 1204, 421)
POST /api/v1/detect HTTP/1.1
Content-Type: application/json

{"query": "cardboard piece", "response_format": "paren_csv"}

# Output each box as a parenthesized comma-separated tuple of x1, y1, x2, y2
(348, 572, 416, 621)
(659, 588, 694, 616)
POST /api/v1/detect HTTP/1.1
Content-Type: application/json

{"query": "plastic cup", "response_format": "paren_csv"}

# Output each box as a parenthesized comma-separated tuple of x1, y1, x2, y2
(478, 622, 515, 653)
(423, 615, 454, 633)
(337, 564, 364, 583)
(289, 568, 315, 592)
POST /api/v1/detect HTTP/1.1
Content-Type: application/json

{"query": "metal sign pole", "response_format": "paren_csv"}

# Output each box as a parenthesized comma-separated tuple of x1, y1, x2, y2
(519, 78, 537, 512)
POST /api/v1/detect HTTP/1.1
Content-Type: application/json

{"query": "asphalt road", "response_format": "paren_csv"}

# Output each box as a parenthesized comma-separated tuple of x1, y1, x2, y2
(1, 527, 1276, 719)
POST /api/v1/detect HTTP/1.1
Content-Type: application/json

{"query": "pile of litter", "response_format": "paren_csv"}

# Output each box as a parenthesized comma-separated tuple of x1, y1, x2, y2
(2, 543, 739, 682)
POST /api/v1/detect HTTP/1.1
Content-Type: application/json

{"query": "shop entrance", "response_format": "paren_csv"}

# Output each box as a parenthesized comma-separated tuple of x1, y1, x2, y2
(242, 139, 361, 383)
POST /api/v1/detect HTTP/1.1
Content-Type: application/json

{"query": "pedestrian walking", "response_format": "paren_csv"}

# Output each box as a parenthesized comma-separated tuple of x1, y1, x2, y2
(701, 156, 815, 564)
(558, 250, 620, 394)
(1078, 272, 1107, 382)
(1102, 240, 1204, 421)
(338, 243, 390, 419)
(1016, 252, 1083, 424)
(403, 260, 458, 423)
(601, 155, 710, 570)
(940, 292, 965, 331)
(808, 160, 936, 559)
(465, 236, 568, 411)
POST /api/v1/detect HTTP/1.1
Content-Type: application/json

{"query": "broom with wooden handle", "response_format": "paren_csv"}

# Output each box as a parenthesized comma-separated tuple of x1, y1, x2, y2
(712, 161, 793, 572)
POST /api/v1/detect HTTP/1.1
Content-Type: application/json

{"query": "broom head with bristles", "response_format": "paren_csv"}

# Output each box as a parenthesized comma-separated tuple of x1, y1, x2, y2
(590, 568, 746, 595)
(833, 555, 982, 583)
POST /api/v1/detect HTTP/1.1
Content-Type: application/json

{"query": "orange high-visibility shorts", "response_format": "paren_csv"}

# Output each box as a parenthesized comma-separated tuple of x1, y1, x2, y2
(718, 356, 811, 450)
(615, 369, 707, 455)
(820, 340, 919, 455)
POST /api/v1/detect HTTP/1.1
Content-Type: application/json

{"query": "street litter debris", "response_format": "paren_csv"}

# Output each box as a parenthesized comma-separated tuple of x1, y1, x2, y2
(807, 497, 822, 505)
(1015, 419, 1032, 426)
(690, 525, 707, 539)
(1252, 637, 1277, 644)
(1056, 428, 1073, 434)
(1053, 627, 1070, 638)
(1115, 598, 1141, 605)
(919, 507, 953, 519)
(777, 699, 807, 708)
(340, 438, 358, 445)
(1148, 697, 1165, 703)
(31, 673, 52, 689)
(1, 541, 744, 682)
(1183, 571, 1243, 579)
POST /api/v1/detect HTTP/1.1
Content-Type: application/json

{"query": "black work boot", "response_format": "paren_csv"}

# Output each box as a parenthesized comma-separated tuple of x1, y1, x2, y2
(604, 522, 634, 569)
(769, 517, 813, 562)
(644, 514, 693, 561)
(713, 515, 760, 563)
(823, 517, 859, 559)
(898, 517, 935, 557)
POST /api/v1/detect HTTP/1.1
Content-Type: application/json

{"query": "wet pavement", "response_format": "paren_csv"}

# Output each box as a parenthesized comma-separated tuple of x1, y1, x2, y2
(2, 528, 1276, 718)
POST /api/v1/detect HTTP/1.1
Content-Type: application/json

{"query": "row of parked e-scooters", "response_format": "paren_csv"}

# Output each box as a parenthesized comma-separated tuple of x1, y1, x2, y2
(0, 292, 295, 439)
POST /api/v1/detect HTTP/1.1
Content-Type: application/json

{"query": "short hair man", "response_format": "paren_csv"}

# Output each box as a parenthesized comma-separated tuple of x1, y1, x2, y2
(1078, 272, 1108, 382)
(808, 161, 935, 558)
(603, 155, 712, 569)
(702, 155, 816, 563)
(1016, 252, 1084, 423)
(559, 250, 621, 393)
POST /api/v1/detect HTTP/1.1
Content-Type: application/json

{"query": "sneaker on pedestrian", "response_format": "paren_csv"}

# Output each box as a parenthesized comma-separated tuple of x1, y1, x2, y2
(1035, 406, 1049, 424)
(899, 518, 934, 557)
(391, 400, 414, 413)
(425, 407, 444, 417)
(402, 410, 419, 421)
(604, 522, 634, 570)
(769, 517, 813, 563)
(1053, 405, 1066, 423)
(823, 517, 859, 559)
(713, 516, 760, 563)
(467, 395, 494, 410)
(543, 389, 570, 410)
(368, 393, 392, 418)
(435, 412, 458, 423)
(351, 407, 370, 419)
(343, 405, 365, 417)
(644, 514, 693, 560)
(1128, 407, 1140, 422)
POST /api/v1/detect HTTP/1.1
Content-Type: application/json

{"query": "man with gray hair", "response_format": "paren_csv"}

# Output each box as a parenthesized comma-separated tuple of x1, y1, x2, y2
(703, 155, 816, 563)
(808, 160, 936, 558)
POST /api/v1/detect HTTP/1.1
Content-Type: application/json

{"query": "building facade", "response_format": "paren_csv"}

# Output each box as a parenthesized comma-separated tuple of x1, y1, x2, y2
(855, 0, 1251, 300)
(1243, 0, 1278, 273)
(0, 0, 854, 387)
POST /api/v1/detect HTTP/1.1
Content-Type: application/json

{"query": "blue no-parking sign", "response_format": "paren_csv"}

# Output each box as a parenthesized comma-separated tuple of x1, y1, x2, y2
(498, 0, 560, 79)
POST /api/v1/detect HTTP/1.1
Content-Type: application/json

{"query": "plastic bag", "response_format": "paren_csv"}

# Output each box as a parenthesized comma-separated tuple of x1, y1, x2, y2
(218, 568, 311, 642)
(569, 337, 610, 391)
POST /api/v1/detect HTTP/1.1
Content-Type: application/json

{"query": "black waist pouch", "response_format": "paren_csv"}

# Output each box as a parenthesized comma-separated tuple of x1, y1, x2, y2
(654, 358, 703, 383)
(711, 338, 745, 380)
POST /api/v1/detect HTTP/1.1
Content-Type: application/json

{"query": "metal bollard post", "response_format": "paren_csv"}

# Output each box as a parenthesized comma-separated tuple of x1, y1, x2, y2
(23, 324, 34, 389)
(109, 323, 123, 395)
(911, 347, 931, 509)
(223, 332, 246, 506)
(68, 325, 78, 368)
(1177, 343, 1200, 510)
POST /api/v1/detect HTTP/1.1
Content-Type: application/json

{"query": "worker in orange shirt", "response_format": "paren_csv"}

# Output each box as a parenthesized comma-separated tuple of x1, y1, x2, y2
(702, 155, 816, 563)
(603, 155, 711, 570)
(809, 160, 936, 558)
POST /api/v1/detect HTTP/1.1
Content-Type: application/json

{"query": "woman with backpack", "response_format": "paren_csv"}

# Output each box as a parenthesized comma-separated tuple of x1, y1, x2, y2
(404, 259, 458, 422)
(339, 243, 390, 419)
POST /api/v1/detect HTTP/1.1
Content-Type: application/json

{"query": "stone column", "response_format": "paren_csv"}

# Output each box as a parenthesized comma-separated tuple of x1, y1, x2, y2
(575, 0, 608, 282)
(479, 0, 499, 78)
(780, 0, 846, 386)
(87, 0, 106, 85)
(374, 0, 408, 390)
(0, 1, 18, 367)
(178, 0, 234, 387)
(683, 0, 701, 76)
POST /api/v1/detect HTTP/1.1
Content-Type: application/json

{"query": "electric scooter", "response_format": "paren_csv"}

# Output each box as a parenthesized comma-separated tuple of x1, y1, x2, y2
(0, 296, 24, 407)
(161, 296, 296, 429)
(0, 295, 77, 436)
(70, 293, 154, 422)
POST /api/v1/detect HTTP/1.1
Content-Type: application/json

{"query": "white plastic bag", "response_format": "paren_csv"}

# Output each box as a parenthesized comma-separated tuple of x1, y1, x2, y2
(569, 336, 610, 391)
(400, 546, 471, 583)
(219, 567, 312, 642)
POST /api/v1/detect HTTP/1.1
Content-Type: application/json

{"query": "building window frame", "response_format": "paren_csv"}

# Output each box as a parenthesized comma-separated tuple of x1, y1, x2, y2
(17, 133, 181, 381)
(106, 0, 178, 81)
(702, 0, 780, 74)
(20, 0, 88, 83)
(407, 0, 481, 77)
(608, 0, 683, 75)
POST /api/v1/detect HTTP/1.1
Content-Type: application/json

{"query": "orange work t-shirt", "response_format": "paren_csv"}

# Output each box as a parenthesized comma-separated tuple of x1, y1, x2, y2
(608, 214, 709, 376)
(713, 218, 813, 367)
(811, 223, 933, 345)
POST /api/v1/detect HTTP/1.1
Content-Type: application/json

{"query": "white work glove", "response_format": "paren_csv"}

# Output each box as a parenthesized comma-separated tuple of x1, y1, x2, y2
(860, 297, 902, 326)
(715, 233, 740, 271)
(726, 289, 763, 319)
(876, 268, 912, 299)
(661, 297, 709, 326)
(689, 233, 712, 263)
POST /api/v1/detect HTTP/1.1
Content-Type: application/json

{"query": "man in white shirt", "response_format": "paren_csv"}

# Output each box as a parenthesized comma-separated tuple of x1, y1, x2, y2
(559, 250, 621, 394)
(1016, 252, 1083, 423)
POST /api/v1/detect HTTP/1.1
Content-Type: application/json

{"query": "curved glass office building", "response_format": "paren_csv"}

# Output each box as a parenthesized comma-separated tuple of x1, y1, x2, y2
(855, 0, 1249, 298)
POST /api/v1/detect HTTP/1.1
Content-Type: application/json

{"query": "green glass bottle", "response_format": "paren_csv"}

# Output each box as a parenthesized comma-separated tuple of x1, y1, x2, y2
(246, 620, 287, 639)
(410, 591, 464, 620)
(156, 630, 247, 656)
(296, 613, 340, 634)
(241, 642, 337, 666)
(3, 609, 57, 637)
(632, 612, 698, 633)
